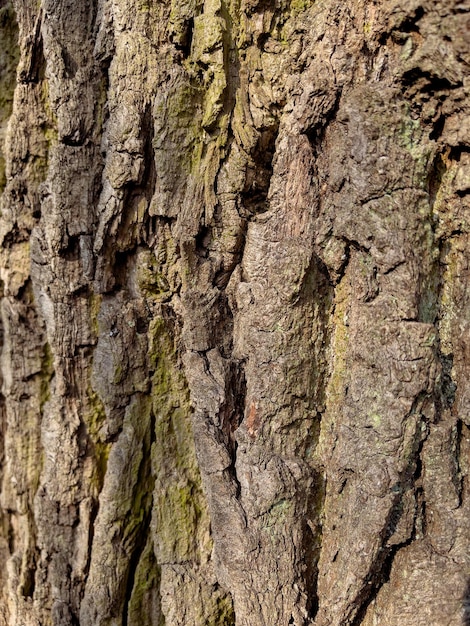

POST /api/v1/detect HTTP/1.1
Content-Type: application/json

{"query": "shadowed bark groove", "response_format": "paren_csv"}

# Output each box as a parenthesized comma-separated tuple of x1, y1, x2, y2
(1, 0, 470, 625)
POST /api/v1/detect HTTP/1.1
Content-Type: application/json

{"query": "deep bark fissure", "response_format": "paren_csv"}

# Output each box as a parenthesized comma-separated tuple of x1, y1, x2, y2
(240, 124, 279, 217)
(122, 503, 154, 626)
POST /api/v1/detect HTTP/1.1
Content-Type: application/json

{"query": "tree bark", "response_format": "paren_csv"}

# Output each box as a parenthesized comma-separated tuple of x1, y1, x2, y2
(1, 0, 470, 624)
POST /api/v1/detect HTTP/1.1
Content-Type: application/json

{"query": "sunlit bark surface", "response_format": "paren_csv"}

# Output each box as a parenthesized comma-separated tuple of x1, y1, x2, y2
(1, 0, 470, 624)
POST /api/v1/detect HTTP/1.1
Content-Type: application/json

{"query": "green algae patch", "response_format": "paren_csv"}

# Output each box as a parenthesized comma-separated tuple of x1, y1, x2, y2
(0, 4, 19, 122)
(439, 244, 461, 354)
(0, 2, 20, 191)
(39, 78, 58, 138)
(0, 154, 6, 191)
(85, 387, 107, 440)
(127, 535, 164, 626)
(84, 386, 111, 492)
(262, 499, 293, 537)
(189, 11, 227, 129)
(207, 594, 235, 626)
(153, 78, 203, 178)
(315, 271, 351, 463)
(89, 292, 102, 337)
(137, 249, 172, 301)
(150, 317, 212, 564)
(370, 412, 382, 428)
(148, 316, 236, 622)
(290, 0, 312, 15)
(397, 109, 431, 182)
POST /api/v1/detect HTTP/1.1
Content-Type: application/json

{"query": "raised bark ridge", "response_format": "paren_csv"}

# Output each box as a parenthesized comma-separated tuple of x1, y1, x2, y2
(0, 0, 470, 625)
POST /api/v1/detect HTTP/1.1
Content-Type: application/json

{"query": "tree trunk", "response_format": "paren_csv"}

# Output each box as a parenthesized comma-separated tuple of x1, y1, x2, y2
(1, 0, 469, 624)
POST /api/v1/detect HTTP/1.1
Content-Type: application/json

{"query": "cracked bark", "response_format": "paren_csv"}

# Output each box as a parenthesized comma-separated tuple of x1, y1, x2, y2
(1, 0, 470, 625)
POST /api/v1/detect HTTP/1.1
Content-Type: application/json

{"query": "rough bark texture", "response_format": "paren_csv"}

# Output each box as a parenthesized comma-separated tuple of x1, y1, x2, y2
(1, 0, 470, 624)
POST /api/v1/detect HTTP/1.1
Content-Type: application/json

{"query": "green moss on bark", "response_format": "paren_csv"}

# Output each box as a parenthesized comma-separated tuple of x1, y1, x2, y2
(84, 387, 111, 492)
(150, 317, 212, 562)
(0, 4, 19, 120)
(207, 595, 235, 626)
(127, 536, 164, 626)
(149, 317, 235, 624)
(0, 2, 20, 191)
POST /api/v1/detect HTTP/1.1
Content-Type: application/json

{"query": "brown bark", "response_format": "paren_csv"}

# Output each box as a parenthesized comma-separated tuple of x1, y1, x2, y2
(1, 0, 470, 624)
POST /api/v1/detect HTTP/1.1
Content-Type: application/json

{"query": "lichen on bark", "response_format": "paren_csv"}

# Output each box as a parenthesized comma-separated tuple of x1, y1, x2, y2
(1, 0, 470, 625)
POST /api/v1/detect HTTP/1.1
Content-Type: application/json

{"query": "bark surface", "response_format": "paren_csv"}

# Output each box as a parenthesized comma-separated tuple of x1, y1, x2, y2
(1, 0, 470, 624)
